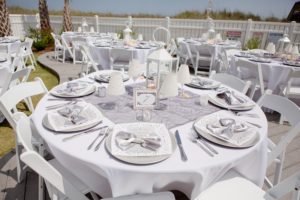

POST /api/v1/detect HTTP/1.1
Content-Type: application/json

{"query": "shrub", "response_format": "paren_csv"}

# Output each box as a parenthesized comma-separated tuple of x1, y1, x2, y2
(246, 37, 261, 50)
(27, 27, 54, 51)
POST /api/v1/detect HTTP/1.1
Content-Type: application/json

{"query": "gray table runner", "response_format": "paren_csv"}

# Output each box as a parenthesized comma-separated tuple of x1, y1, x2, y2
(83, 84, 220, 129)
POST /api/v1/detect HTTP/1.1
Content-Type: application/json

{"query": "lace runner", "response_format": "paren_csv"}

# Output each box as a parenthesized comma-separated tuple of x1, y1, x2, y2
(83, 84, 220, 129)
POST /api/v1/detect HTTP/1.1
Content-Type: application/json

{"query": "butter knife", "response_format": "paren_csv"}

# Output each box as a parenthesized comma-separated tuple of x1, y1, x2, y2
(175, 130, 188, 161)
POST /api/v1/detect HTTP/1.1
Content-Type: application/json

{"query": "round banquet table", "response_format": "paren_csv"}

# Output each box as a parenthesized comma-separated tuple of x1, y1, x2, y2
(31, 72, 268, 199)
(179, 39, 241, 71)
(230, 55, 300, 94)
(88, 44, 157, 70)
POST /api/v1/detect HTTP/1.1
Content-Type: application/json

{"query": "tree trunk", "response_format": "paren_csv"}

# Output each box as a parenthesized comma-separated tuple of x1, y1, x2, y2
(0, 0, 12, 37)
(63, 0, 73, 32)
(39, 0, 51, 32)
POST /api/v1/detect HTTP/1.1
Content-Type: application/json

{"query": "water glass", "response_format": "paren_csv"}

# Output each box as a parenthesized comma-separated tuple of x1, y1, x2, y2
(199, 94, 209, 106)
(97, 86, 106, 97)
(136, 109, 152, 122)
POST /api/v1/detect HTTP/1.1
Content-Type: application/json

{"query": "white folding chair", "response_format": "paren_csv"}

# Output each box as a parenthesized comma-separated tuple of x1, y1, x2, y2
(281, 70, 300, 99)
(234, 58, 266, 99)
(61, 36, 74, 63)
(109, 48, 133, 71)
(24, 37, 37, 68)
(209, 70, 251, 95)
(0, 78, 48, 183)
(50, 33, 64, 62)
(71, 37, 86, 65)
(18, 114, 175, 200)
(166, 38, 178, 56)
(78, 44, 99, 75)
(152, 26, 171, 47)
(194, 44, 214, 76)
(257, 94, 300, 187)
(195, 170, 300, 200)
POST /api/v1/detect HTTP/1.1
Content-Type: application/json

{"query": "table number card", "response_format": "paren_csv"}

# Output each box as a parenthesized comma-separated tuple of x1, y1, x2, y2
(133, 89, 157, 109)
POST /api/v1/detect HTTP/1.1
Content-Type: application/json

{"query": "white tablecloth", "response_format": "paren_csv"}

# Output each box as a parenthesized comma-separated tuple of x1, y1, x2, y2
(230, 56, 300, 94)
(179, 40, 241, 71)
(88, 45, 156, 69)
(31, 74, 268, 199)
(0, 40, 20, 54)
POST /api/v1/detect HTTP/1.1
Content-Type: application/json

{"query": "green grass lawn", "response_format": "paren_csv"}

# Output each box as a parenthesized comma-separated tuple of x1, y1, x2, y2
(0, 57, 59, 157)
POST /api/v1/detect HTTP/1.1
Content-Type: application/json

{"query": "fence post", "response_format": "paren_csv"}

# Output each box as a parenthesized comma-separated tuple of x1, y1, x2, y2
(244, 18, 253, 47)
(95, 15, 99, 33)
(165, 16, 170, 30)
(289, 21, 296, 41)
(128, 16, 132, 27)
(35, 13, 40, 29)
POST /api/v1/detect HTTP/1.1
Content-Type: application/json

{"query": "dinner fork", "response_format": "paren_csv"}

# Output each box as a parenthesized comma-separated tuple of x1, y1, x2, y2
(46, 100, 79, 110)
(94, 127, 112, 151)
(87, 128, 107, 150)
(191, 130, 218, 155)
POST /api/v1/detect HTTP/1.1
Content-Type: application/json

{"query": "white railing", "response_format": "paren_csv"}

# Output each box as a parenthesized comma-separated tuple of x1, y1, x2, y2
(9, 14, 300, 48)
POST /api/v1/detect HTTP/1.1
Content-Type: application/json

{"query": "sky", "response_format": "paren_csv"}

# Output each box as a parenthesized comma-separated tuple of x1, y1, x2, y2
(7, 0, 297, 19)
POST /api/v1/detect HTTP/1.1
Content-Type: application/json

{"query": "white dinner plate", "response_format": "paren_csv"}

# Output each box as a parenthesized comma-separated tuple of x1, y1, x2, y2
(50, 82, 96, 98)
(185, 77, 221, 90)
(249, 58, 271, 63)
(106, 123, 177, 165)
(194, 112, 260, 148)
(0, 57, 7, 62)
(94, 71, 130, 83)
(43, 103, 103, 133)
(282, 60, 300, 67)
(208, 93, 255, 111)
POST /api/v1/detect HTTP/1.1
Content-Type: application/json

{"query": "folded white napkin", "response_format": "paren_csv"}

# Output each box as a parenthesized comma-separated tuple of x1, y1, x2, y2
(111, 123, 172, 157)
(115, 131, 161, 151)
(46, 102, 102, 132)
(54, 82, 93, 96)
(217, 91, 246, 106)
(200, 118, 257, 146)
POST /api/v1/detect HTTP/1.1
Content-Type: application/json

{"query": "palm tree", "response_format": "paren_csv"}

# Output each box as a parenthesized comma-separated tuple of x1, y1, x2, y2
(63, 0, 73, 32)
(39, 0, 51, 32)
(0, 0, 12, 37)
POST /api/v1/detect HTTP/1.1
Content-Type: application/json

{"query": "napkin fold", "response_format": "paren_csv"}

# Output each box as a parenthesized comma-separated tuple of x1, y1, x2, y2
(115, 131, 161, 151)
(217, 91, 246, 106)
(205, 118, 257, 146)
(55, 82, 90, 96)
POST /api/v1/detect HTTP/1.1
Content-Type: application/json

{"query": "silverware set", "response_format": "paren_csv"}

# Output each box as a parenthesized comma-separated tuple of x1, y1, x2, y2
(191, 130, 218, 157)
(87, 127, 112, 151)
(62, 124, 107, 142)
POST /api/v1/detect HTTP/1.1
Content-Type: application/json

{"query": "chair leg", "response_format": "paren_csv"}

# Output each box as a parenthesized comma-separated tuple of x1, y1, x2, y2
(273, 152, 285, 185)
(38, 142, 45, 200)
(249, 84, 256, 99)
(73, 49, 76, 65)
(24, 97, 34, 113)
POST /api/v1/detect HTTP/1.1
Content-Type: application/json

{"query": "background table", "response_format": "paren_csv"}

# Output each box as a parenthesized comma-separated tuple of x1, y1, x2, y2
(32, 73, 268, 199)
(230, 56, 300, 94)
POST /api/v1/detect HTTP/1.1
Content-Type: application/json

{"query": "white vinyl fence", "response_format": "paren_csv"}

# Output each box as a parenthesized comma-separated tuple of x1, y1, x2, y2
(9, 14, 300, 48)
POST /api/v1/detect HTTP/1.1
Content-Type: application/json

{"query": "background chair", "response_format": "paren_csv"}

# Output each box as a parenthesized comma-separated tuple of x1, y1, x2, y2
(210, 70, 251, 94)
(51, 33, 64, 62)
(234, 58, 266, 99)
(71, 37, 87, 64)
(109, 48, 133, 71)
(78, 44, 100, 75)
(195, 170, 300, 200)
(257, 94, 300, 187)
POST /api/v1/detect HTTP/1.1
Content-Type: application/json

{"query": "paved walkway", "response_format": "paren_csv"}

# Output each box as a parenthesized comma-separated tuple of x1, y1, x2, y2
(0, 53, 298, 199)
(37, 51, 83, 83)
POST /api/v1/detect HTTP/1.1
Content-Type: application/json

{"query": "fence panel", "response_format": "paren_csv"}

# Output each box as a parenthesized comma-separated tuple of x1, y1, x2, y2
(9, 14, 300, 47)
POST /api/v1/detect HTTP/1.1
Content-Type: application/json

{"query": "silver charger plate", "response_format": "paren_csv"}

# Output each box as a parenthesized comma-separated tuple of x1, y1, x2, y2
(249, 58, 271, 63)
(282, 61, 300, 67)
(193, 118, 260, 148)
(42, 104, 103, 133)
(208, 94, 255, 111)
(95, 73, 129, 83)
(50, 85, 96, 98)
(106, 131, 177, 165)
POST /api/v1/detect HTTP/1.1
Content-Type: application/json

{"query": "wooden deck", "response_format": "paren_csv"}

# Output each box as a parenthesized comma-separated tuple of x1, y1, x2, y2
(0, 113, 299, 200)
